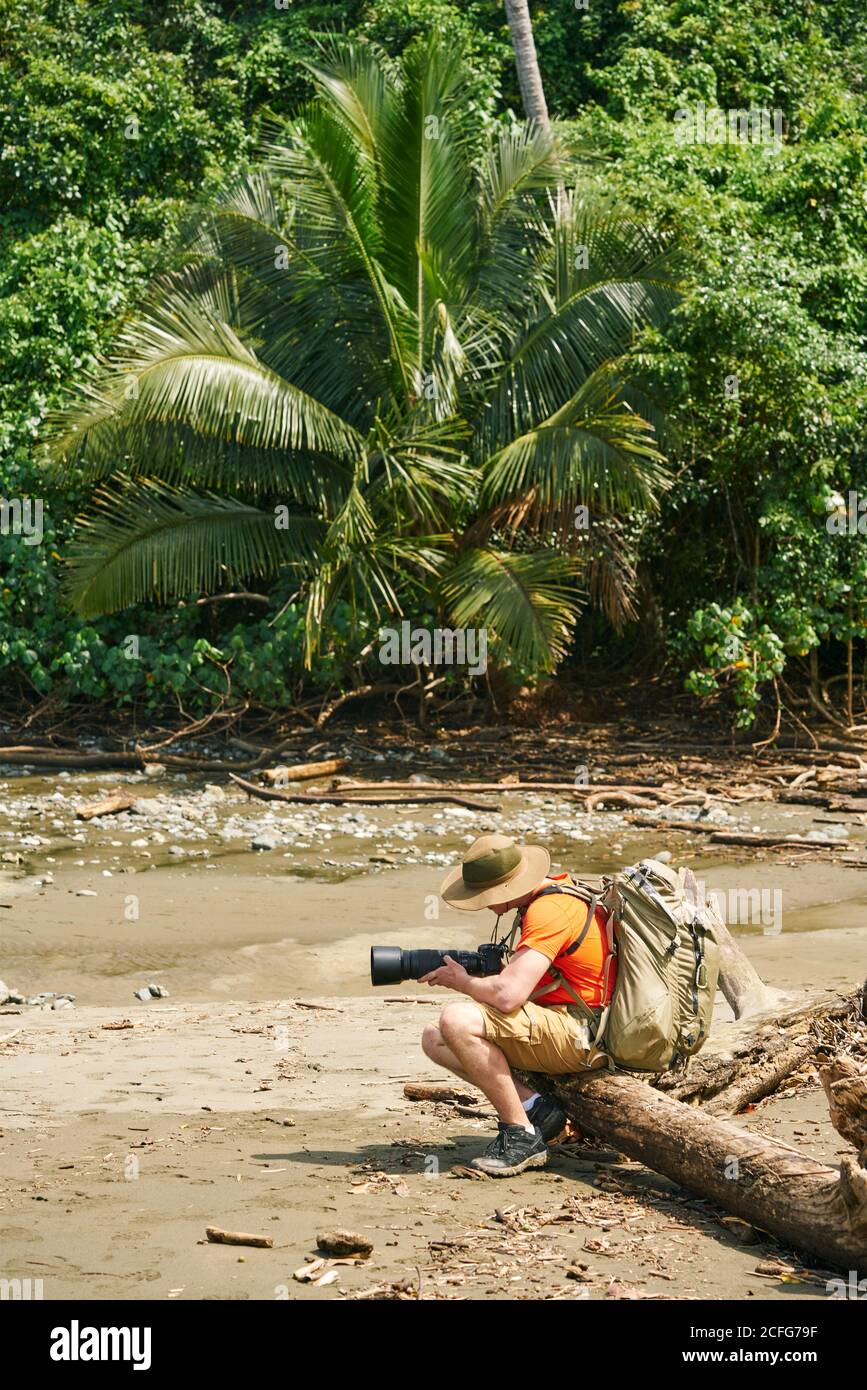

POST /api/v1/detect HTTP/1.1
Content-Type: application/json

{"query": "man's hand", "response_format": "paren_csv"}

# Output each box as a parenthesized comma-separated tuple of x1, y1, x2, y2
(419, 954, 470, 993)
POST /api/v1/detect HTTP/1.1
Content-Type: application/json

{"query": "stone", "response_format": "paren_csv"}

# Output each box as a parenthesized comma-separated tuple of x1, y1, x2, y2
(76, 889, 98, 897)
(251, 834, 279, 852)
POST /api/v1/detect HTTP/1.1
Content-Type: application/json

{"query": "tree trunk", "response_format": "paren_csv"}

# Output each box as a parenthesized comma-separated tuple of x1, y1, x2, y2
(681, 864, 780, 1019)
(546, 1070, 867, 1272)
(715, 915, 782, 1018)
(504, 0, 550, 130)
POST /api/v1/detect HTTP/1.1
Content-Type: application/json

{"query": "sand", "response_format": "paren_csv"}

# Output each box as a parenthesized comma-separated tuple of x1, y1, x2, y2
(0, 774, 865, 1301)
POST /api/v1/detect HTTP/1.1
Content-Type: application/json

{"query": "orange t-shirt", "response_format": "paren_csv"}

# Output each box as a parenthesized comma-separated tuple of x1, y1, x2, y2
(516, 874, 616, 1008)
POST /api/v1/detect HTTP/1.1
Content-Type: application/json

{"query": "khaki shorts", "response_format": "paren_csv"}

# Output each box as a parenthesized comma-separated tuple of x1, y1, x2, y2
(475, 1000, 604, 1074)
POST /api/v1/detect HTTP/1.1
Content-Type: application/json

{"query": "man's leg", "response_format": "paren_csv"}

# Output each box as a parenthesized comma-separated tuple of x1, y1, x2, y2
(421, 1001, 531, 1127)
(421, 1021, 537, 1102)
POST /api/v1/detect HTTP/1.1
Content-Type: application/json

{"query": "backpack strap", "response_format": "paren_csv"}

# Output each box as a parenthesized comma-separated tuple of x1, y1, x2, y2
(525, 882, 605, 1031)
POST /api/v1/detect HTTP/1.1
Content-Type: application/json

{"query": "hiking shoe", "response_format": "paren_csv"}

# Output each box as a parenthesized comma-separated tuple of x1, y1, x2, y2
(470, 1122, 548, 1177)
(527, 1095, 567, 1143)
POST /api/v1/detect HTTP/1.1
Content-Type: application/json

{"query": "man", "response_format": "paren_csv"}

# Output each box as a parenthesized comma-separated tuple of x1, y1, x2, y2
(420, 833, 616, 1176)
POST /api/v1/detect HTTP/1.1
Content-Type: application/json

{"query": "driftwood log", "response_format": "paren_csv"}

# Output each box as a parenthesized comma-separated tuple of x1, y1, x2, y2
(205, 1226, 273, 1248)
(228, 772, 499, 811)
(656, 992, 855, 1111)
(540, 1070, 867, 1272)
(819, 1054, 867, 1167)
(713, 916, 781, 1020)
(521, 934, 867, 1270)
(261, 758, 349, 784)
(75, 791, 138, 821)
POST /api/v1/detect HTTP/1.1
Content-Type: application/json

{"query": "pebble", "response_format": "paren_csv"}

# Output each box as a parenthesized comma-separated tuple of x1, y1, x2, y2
(135, 983, 170, 1000)
(251, 835, 279, 851)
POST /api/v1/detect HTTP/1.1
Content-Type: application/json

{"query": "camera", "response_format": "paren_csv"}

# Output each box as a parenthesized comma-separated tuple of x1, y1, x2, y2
(370, 941, 507, 986)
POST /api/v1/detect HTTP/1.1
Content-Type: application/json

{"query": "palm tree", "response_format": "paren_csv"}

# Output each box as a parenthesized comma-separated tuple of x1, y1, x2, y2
(504, 0, 550, 130)
(48, 35, 679, 677)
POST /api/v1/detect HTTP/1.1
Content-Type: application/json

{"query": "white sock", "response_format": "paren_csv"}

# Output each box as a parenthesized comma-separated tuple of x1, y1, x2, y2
(521, 1092, 540, 1112)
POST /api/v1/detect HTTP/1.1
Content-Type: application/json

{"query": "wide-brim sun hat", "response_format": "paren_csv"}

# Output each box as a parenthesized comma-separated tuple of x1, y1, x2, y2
(439, 833, 550, 912)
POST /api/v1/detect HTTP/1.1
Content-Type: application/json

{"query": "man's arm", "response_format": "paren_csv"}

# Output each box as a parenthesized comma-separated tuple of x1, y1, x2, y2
(419, 946, 552, 1012)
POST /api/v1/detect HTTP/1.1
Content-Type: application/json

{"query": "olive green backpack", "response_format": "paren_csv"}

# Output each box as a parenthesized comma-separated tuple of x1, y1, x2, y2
(532, 859, 721, 1072)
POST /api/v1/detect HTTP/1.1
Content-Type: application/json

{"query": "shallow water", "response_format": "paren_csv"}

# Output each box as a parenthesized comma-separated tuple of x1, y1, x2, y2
(0, 766, 865, 1008)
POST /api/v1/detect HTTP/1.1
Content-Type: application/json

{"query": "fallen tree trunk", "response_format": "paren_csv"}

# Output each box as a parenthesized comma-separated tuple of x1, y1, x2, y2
(541, 1070, 867, 1271)
(678, 864, 781, 1021)
(714, 915, 782, 1020)
(656, 993, 856, 1110)
(819, 1053, 867, 1166)
(75, 791, 137, 821)
(260, 758, 349, 784)
(331, 779, 674, 796)
(710, 830, 848, 848)
(228, 773, 499, 811)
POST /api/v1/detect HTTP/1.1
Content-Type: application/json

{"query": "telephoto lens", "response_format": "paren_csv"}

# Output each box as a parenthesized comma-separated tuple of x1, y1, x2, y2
(369, 943, 505, 985)
(370, 947, 456, 986)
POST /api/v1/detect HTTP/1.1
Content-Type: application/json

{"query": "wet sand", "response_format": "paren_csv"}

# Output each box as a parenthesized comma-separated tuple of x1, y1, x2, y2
(0, 769, 865, 1300)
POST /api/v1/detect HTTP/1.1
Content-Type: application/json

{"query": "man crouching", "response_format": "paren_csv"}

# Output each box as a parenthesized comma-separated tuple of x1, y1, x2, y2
(420, 834, 615, 1177)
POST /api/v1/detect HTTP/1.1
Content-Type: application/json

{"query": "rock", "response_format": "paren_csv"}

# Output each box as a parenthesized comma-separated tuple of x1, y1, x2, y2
(76, 889, 98, 897)
(251, 834, 279, 852)
(28, 992, 56, 1005)
(203, 784, 225, 801)
(134, 988, 152, 1001)
(129, 800, 154, 816)
(148, 984, 169, 998)
(654, 850, 673, 863)
(6, 991, 25, 1005)
(144, 763, 166, 777)
(168, 846, 186, 856)
(316, 1229, 374, 1258)
(0, 980, 6, 1002)
(52, 997, 75, 1010)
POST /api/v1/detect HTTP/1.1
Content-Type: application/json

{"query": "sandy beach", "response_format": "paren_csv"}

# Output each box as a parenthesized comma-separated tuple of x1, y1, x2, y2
(1, 764, 865, 1301)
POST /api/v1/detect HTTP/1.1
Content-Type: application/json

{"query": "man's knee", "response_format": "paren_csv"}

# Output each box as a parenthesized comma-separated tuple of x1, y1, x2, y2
(439, 1001, 484, 1044)
(421, 1022, 443, 1059)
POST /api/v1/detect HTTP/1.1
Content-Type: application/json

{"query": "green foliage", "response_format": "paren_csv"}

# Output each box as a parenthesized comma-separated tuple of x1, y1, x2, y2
(48, 36, 678, 688)
(677, 601, 786, 728)
(1, 0, 866, 725)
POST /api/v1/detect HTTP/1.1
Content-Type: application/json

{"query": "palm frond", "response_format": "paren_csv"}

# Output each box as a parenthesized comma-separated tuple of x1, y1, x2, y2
(441, 546, 583, 672)
(65, 481, 323, 617)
